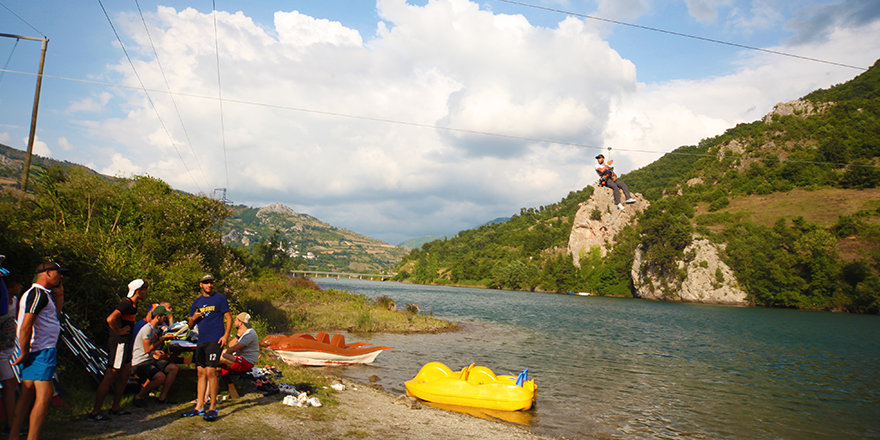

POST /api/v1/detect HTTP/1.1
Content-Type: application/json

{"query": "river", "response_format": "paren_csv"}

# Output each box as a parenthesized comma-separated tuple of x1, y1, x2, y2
(311, 278, 880, 439)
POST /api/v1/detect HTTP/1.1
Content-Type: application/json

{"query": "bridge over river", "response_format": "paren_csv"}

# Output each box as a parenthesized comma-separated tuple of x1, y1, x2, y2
(291, 270, 393, 281)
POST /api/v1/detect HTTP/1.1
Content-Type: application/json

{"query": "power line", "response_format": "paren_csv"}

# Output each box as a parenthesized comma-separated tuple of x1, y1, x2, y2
(3, 67, 878, 170)
(495, 0, 868, 71)
(0, 1, 46, 38)
(96, 0, 203, 193)
(0, 37, 17, 86)
(212, 1, 231, 198)
(133, 0, 211, 191)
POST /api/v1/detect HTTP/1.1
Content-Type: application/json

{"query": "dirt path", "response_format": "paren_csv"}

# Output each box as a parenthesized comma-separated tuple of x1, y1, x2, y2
(48, 378, 555, 440)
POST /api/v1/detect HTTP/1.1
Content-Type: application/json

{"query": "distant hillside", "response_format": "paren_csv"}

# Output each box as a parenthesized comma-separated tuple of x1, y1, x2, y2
(399, 235, 450, 250)
(223, 203, 408, 273)
(398, 217, 511, 250)
(0, 143, 103, 195)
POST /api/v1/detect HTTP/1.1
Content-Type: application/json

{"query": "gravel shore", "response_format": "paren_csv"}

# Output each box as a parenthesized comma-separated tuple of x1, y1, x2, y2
(55, 377, 557, 440)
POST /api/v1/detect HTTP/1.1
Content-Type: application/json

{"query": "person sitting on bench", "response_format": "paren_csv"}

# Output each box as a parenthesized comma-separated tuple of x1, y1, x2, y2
(131, 306, 178, 406)
(219, 313, 259, 376)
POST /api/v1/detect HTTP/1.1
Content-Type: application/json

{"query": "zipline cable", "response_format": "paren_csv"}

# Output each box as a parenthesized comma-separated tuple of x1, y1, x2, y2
(133, 0, 211, 192)
(212, 0, 231, 199)
(96, 0, 203, 193)
(495, 0, 868, 71)
(0, 1, 46, 37)
(3, 66, 879, 171)
(0, 37, 18, 87)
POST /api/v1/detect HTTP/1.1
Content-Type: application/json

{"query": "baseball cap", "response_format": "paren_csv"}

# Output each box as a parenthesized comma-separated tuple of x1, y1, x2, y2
(152, 305, 171, 316)
(236, 312, 251, 325)
(199, 274, 215, 283)
(127, 279, 145, 298)
(35, 262, 69, 274)
(595, 154, 605, 159)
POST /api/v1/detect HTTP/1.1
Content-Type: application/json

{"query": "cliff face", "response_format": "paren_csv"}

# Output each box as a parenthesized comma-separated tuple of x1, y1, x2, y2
(631, 238, 749, 306)
(568, 183, 649, 265)
(568, 185, 750, 306)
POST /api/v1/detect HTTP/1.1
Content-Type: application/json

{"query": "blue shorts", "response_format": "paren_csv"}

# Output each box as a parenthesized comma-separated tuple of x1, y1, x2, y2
(21, 348, 57, 381)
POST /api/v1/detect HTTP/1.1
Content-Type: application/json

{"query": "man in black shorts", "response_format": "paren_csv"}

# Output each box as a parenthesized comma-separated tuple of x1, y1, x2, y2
(131, 305, 177, 406)
(89, 279, 148, 421)
(183, 274, 231, 421)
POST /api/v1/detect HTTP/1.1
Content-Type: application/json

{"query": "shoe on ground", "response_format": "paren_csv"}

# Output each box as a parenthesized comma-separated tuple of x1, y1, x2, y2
(133, 398, 147, 408)
(203, 409, 219, 422)
(625, 198, 636, 204)
(87, 413, 111, 422)
(109, 409, 132, 415)
(182, 408, 206, 418)
(617, 203, 625, 210)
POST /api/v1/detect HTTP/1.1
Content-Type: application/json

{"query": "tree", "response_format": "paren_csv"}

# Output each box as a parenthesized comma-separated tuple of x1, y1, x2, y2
(253, 229, 291, 272)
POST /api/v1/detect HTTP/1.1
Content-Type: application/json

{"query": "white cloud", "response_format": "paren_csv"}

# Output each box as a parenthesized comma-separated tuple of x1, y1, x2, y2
(596, 0, 651, 21)
(100, 153, 144, 177)
(24, 136, 50, 157)
(606, 18, 880, 175)
(71, 0, 880, 243)
(66, 92, 113, 113)
(685, 0, 734, 23)
(58, 137, 73, 151)
(0, 132, 10, 144)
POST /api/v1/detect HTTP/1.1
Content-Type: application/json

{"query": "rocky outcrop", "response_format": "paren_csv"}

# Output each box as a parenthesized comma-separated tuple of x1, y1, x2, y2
(569, 183, 649, 265)
(763, 99, 833, 124)
(631, 238, 749, 305)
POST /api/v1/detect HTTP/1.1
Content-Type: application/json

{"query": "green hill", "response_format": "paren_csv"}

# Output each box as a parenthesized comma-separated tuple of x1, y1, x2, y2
(392, 58, 880, 313)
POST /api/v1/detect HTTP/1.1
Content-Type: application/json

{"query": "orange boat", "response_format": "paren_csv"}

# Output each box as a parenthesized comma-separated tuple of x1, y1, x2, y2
(261, 332, 393, 366)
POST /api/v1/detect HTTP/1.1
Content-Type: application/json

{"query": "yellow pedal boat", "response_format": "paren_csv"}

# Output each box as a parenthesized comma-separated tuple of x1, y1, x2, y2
(405, 362, 537, 411)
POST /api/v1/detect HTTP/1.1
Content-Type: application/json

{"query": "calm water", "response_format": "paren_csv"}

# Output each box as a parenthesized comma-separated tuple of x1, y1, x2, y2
(312, 278, 880, 439)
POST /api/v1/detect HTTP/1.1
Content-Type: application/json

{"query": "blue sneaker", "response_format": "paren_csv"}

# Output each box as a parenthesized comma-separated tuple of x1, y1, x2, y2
(203, 409, 219, 422)
(182, 408, 206, 417)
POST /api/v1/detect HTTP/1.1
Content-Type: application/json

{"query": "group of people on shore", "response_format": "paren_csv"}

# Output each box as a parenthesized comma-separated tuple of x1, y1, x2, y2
(0, 260, 260, 439)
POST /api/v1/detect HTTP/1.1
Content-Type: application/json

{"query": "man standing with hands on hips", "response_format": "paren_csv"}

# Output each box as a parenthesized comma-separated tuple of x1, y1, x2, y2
(183, 274, 231, 422)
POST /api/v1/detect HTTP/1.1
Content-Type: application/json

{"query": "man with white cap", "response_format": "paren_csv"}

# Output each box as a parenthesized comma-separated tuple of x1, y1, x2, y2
(88, 279, 148, 421)
(219, 313, 259, 376)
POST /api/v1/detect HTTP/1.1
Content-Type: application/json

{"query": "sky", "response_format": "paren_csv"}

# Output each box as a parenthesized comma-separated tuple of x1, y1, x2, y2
(1, 0, 878, 245)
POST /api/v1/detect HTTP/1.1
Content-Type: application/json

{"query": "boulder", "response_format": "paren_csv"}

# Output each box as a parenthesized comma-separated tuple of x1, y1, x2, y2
(569, 183, 649, 266)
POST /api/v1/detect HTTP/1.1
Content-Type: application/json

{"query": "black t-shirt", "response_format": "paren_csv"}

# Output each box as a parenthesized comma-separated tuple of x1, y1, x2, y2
(110, 297, 137, 343)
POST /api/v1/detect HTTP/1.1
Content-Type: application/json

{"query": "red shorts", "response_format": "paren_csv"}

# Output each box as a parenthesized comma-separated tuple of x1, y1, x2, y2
(221, 355, 254, 376)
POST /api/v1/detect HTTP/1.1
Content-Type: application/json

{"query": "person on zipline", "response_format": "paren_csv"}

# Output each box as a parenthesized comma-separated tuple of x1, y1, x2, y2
(595, 154, 635, 210)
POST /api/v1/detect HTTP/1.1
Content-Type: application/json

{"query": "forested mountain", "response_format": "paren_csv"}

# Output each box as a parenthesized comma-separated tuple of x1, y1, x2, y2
(392, 59, 880, 313)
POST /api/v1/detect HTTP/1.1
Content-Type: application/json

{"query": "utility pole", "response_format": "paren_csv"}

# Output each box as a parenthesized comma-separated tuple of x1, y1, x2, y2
(0, 33, 49, 194)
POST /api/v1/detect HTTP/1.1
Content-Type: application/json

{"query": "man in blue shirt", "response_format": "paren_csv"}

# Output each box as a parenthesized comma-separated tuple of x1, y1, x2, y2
(182, 274, 231, 422)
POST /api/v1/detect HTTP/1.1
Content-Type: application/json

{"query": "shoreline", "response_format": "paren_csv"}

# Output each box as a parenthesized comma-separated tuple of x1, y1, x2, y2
(51, 375, 559, 440)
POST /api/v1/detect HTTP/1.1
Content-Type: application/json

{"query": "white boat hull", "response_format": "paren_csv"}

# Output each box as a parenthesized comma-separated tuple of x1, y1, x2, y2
(272, 349, 385, 366)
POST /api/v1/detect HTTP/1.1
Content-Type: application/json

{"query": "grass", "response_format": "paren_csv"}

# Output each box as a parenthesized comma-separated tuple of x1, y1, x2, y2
(696, 187, 880, 227)
(242, 275, 457, 334)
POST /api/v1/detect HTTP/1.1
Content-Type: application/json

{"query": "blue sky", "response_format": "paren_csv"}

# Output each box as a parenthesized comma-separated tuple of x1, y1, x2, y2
(1, 0, 878, 244)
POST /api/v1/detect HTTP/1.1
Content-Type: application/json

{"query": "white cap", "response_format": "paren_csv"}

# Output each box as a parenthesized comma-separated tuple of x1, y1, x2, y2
(127, 279, 145, 298)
